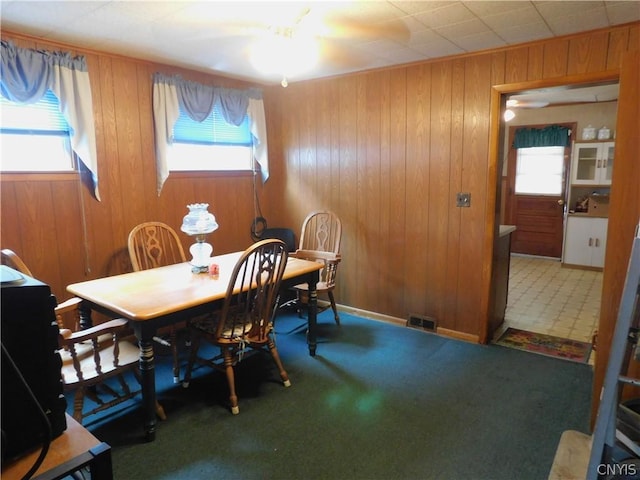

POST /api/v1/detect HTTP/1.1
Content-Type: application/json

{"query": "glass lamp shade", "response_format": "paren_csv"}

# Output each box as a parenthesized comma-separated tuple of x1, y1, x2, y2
(180, 203, 218, 236)
(181, 203, 219, 272)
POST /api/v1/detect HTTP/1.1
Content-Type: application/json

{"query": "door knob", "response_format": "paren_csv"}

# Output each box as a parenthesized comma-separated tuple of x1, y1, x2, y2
(557, 199, 565, 206)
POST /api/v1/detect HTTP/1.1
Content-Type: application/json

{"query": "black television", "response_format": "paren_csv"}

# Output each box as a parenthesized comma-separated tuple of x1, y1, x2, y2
(1, 265, 67, 462)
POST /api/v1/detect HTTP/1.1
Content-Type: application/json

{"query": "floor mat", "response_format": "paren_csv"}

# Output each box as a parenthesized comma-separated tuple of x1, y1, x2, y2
(495, 327, 592, 363)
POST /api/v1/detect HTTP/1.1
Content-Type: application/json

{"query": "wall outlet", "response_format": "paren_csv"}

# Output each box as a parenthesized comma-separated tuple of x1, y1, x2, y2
(456, 192, 471, 207)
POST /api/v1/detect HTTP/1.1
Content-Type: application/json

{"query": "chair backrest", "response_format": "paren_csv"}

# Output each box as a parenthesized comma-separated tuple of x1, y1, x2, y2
(1, 248, 33, 276)
(217, 239, 288, 343)
(128, 221, 186, 271)
(298, 211, 342, 254)
(1, 248, 77, 331)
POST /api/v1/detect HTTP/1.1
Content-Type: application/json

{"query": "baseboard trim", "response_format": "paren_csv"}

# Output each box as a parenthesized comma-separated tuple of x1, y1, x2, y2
(436, 327, 480, 343)
(334, 303, 480, 344)
(561, 262, 603, 272)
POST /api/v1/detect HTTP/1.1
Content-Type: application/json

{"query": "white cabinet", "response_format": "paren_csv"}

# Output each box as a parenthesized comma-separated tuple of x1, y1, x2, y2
(563, 216, 608, 268)
(571, 142, 614, 185)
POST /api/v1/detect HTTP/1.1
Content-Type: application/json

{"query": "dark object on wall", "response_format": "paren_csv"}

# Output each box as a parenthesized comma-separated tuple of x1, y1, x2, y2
(1, 266, 67, 462)
(251, 217, 296, 252)
(260, 228, 296, 252)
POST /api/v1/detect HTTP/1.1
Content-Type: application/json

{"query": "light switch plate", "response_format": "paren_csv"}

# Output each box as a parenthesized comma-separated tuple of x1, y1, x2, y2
(456, 192, 471, 207)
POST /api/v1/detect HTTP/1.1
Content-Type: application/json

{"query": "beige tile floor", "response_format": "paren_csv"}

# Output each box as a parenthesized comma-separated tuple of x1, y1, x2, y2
(495, 254, 602, 346)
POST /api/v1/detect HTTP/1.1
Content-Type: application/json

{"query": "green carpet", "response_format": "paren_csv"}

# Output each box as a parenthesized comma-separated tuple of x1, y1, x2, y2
(81, 311, 593, 480)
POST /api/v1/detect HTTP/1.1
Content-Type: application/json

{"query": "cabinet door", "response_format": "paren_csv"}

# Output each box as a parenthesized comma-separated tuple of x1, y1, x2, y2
(571, 142, 614, 185)
(564, 217, 593, 265)
(599, 142, 615, 185)
(572, 144, 599, 184)
(590, 217, 608, 268)
(563, 216, 608, 267)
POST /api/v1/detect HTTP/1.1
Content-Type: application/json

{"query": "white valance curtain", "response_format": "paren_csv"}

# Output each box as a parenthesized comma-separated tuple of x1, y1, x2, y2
(152, 73, 269, 195)
(0, 40, 100, 200)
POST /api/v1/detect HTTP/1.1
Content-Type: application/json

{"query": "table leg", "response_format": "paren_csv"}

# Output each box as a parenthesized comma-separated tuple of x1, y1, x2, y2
(135, 326, 157, 442)
(307, 271, 319, 356)
(78, 302, 94, 330)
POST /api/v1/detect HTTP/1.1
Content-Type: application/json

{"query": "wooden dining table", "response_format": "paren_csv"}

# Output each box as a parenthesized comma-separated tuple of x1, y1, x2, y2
(67, 251, 322, 441)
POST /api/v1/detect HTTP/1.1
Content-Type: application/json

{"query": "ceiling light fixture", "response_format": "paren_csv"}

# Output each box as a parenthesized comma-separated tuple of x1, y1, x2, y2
(250, 27, 319, 87)
(503, 109, 515, 122)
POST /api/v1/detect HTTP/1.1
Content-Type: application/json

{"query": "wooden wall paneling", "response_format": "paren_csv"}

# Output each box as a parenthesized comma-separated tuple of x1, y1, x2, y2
(288, 84, 306, 221)
(543, 39, 569, 78)
(13, 181, 62, 297)
(328, 81, 341, 215)
(527, 44, 544, 80)
(94, 54, 121, 278)
(385, 69, 408, 316)
(443, 59, 466, 331)
(195, 176, 241, 254)
(426, 61, 454, 324)
(630, 24, 640, 51)
(285, 85, 305, 224)
(273, 88, 297, 229)
(315, 81, 333, 210)
(337, 76, 358, 307)
(505, 47, 529, 84)
(455, 55, 492, 335)
(491, 52, 506, 86)
(155, 177, 182, 252)
(362, 72, 383, 312)
(135, 63, 157, 220)
(50, 180, 86, 301)
(0, 183, 21, 251)
(568, 31, 608, 74)
(161, 178, 194, 251)
(592, 49, 640, 423)
(226, 178, 256, 252)
(353, 74, 368, 309)
(377, 70, 392, 314)
(606, 26, 632, 69)
(111, 58, 147, 238)
(404, 63, 431, 316)
(300, 83, 318, 218)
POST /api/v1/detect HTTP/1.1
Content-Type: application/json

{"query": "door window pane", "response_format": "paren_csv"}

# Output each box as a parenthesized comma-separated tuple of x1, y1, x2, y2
(515, 146, 564, 195)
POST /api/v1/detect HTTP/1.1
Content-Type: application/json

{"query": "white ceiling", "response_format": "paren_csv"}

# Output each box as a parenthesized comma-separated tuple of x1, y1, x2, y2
(1, 1, 638, 88)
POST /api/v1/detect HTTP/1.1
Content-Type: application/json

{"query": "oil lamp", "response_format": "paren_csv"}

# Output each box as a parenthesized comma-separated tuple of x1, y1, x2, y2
(181, 203, 218, 273)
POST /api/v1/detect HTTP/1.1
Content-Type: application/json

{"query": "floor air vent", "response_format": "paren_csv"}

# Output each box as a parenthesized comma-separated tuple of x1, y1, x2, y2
(407, 314, 437, 332)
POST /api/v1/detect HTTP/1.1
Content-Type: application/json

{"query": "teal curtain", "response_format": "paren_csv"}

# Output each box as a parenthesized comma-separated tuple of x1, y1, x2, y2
(513, 125, 571, 148)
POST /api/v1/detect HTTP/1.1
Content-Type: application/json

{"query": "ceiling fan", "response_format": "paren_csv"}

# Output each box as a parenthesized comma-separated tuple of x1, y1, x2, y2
(506, 83, 619, 109)
(173, 3, 409, 86)
(248, 5, 408, 85)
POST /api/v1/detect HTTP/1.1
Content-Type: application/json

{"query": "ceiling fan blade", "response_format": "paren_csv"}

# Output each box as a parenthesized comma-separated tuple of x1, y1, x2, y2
(508, 100, 550, 109)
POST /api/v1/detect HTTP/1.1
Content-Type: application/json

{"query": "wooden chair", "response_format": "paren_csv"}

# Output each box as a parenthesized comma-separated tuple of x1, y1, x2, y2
(182, 239, 290, 415)
(127, 221, 187, 383)
(1, 249, 166, 424)
(289, 211, 343, 324)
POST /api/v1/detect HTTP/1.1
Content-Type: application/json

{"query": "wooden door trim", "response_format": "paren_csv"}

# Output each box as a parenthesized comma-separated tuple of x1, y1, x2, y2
(481, 72, 620, 344)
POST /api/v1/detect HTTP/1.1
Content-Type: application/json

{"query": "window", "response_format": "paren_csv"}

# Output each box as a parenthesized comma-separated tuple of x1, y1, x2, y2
(168, 103, 253, 172)
(0, 90, 75, 172)
(515, 146, 564, 195)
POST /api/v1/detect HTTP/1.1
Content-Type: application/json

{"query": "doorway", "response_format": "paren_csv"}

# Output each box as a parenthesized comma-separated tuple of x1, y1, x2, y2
(504, 124, 575, 258)
(492, 79, 618, 347)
